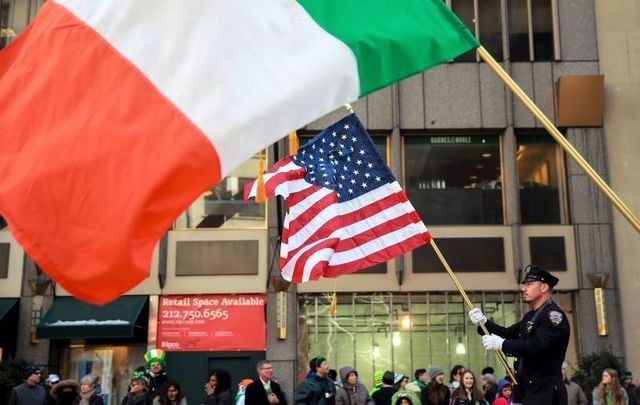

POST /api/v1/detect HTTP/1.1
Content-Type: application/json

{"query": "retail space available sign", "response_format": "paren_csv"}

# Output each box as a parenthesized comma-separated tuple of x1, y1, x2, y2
(157, 294, 266, 351)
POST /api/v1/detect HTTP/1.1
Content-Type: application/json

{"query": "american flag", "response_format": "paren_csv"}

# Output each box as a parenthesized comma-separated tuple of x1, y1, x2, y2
(245, 114, 431, 282)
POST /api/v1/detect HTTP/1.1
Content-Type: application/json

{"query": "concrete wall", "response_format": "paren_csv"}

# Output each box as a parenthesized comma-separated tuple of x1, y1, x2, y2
(595, 0, 640, 371)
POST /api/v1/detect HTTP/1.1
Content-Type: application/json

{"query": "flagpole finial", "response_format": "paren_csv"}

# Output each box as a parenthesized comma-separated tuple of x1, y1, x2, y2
(344, 103, 354, 114)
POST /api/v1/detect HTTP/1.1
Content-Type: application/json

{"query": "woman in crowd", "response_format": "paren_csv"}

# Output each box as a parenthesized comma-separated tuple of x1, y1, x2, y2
(204, 369, 233, 405)
(72, 374, 104, 405)
(448, 366, 466, 393)
(51, 379, 80, 405)
(420, 367, 449, 405)
(153, 380, 187, 405)
(335, 366, 369, 405)
(450, 371, 488, 405)
(592, 369, 628, 405)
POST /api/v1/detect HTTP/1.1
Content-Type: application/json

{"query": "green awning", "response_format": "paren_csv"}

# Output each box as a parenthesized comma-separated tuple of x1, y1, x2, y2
(37, 296, 147, 339)
(0, 298, 18, 321)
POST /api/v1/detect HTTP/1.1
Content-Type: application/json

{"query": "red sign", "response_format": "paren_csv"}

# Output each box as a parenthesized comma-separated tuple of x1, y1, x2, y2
(157, 294, 266, 351)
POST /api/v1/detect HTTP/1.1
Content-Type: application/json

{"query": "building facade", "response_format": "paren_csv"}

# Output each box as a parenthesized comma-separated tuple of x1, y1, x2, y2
(0, 0, 638, 403)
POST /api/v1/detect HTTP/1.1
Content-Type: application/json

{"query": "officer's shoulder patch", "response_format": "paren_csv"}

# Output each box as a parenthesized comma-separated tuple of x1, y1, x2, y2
(548, 310, 563, 326)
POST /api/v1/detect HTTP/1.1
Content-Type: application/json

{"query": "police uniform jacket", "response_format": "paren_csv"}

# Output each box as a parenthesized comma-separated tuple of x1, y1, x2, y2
(479, 299, 570, 405)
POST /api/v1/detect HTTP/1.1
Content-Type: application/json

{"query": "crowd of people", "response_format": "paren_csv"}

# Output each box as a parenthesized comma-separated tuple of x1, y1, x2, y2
(7, 351, 640, 405)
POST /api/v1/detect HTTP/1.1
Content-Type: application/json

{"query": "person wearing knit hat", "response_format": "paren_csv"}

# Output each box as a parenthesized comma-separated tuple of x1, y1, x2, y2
(295, 356, 336, 404)
(369, 370, 385, 397)
(372, 370, 397, 405)
(391, 374, 421, 405)
(492, 379, 513, 405)
(8, 365, 46, 404)
(144, 348, 169, 397)
(421, 366, 449, 405)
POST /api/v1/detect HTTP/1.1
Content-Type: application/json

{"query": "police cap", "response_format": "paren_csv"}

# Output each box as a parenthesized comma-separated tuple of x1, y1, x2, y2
(521, 265, 559, 287)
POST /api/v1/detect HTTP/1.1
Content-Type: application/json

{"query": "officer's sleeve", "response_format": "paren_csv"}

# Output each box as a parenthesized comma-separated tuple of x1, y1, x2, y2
(501, 311, 567, 357)
(477, 319, 523, 339)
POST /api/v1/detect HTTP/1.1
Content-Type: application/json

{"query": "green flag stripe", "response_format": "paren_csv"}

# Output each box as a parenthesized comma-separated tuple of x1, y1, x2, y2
(297, 0, 479, 96)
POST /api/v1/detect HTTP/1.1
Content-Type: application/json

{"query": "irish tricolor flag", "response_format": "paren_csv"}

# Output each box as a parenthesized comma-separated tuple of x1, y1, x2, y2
(0, 0, 478, 304)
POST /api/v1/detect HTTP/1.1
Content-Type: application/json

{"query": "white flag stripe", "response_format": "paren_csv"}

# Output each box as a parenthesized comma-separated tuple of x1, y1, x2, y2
(302, 248, 335, 282)
(329, 223, 428, 266)
(58, 0, 360, 177)
(286, 199, 417, 252)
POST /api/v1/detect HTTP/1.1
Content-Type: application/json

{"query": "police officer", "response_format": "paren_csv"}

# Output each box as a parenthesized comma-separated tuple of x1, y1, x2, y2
(468, 265, 570, 405)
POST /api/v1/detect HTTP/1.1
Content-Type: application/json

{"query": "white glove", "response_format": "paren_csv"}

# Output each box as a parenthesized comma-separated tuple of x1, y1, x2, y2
(468, 308, 487, 325)
(482, 334, 505, 351)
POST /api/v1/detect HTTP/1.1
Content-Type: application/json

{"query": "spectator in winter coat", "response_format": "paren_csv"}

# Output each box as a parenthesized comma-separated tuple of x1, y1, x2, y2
(335, 366, 369, 405)
(73, 374, 104, 405)
(391, 374, 421, 405)
(121, 376, 150, 405)
(561, 362, 586, 405)
(153, 380, 187, 405)
(448, 366, 466, 393)
(480, 374, 497, 403)
(205, 369, 233, 405)
(295, 356, 336, 405)
(420, 367, 449, 405)
(144, 350, 169, 398)
(51, 379, 80, 405)
(450, 371, 488, 405)
(245, 360, 287, 405)
(371, 371, 396, 405)
(592, 369, 629, 405)
(8, 365, 46, 405)
(491, 380, 512, 405)
(405, 369, 427, 395)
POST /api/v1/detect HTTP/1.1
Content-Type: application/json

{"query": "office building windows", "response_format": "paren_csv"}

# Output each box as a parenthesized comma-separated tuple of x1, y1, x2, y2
(508, 0, 557, 61)
(404, 135, 503, 225)
(174, 152, 267, 229)
(516, 134, 566, 224)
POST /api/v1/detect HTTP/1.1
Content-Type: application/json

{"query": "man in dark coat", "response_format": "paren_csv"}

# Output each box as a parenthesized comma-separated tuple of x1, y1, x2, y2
(294, 356, 336, 405)
(469, 265, 570, 405)
(245, 360, 287, 405)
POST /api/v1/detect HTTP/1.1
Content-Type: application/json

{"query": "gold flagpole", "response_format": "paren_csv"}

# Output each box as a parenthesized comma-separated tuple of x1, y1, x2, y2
(476, 46, 640, 233)
(430, 239, 518, 384)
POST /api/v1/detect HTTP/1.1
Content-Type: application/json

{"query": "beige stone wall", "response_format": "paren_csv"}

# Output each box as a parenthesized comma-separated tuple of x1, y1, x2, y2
(595, 1, 640, 371)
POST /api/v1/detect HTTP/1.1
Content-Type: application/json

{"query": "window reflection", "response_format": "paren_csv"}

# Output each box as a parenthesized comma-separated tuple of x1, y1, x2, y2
(404, 136, 503, 225)
(0, 0, 44, 49)
(174, 152, 267, 229)
(517, 135, 564, 224)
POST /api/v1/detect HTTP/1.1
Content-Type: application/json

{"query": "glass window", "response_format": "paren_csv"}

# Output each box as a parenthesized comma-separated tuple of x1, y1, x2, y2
(479, 0, 504, 61)
(0, 242, 8, 278)
(451, 0, 504, 62)
(508, 0, 530, 61)
(299, 291, 574, 388)
(404, 135, 503, 225)
(508, 0, 556, 61)
(532, 0, 554, 60)
(0, 0, 43, 49)
(516, 135, 565, 224)
(174, 152, 267, 229)
(64, 345, 146, 405)
(452, 0, 476, 62)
